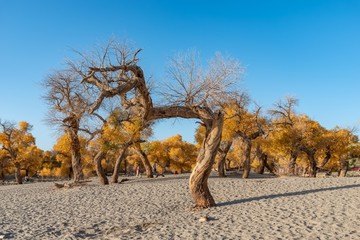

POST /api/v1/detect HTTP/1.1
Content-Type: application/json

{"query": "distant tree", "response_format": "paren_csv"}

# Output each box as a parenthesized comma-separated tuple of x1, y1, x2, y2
(0, 120, 36, 184)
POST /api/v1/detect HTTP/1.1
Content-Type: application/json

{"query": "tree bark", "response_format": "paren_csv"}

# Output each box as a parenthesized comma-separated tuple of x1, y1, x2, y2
(14, 162, 22, 184)
(94, 151, 108, 185)
(69, 129, 84, 182)
(189, 111, 223, 208)
(111, 147, 128, 183)
(302, 148, 317, 177)
(242, 139, 252, 179)
(217, 141, 232, 177)
(319, 146, 331, 169)
(339, 159, 348, 177)
(132, 145, 153, 178)
(288, 151, 298, 175)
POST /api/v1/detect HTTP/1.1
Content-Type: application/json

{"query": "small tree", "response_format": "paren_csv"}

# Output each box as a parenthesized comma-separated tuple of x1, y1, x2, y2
(0, 120, 36, 184)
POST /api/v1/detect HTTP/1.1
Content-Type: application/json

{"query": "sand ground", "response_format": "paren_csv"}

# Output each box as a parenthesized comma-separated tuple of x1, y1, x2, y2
(1, 172, 359, 239)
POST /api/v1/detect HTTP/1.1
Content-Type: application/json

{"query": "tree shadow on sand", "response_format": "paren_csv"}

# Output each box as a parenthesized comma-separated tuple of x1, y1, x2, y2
(217, 184, 360, 207)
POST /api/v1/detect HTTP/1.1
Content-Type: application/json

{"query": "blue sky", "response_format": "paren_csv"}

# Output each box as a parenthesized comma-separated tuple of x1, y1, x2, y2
(1, 0, 360, 150)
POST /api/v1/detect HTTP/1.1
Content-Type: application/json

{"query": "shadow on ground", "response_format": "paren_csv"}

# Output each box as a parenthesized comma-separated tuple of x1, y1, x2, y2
(217, 184, 360, 207)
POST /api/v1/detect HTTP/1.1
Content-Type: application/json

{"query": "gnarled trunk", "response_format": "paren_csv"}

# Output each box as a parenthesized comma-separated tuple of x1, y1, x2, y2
(242, 139, 252, 179)
(69, 129, 84, 182)
(14, 162, 22, 184)
(111, 147, 128, 183)
(319, 145, 331, 169)
(255, 147, 274, 175)
(94, 151, 108, 185)
(217, 141, 232, 177)
(288, 151, 298, 175)
(302, 148, 317, 177)
(132, 145, 153, 178)
(339, 160, 348, 177)
(189, 112, 223, 208)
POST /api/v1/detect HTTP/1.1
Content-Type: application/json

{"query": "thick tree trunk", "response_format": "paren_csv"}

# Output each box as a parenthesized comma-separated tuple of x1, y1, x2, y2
(111, 147, 128, 183)
(288, 151, 298, 175)
(94, 151, 108, 185)
(14, 162, 22, 184)
(306, 150, 317, 177)
(68, 128, 84, 183)
(0, 170, 4, 182)
(339, 160, 348, 177)
(217, 141, 232, 177)
(319, 146, 331, 169)
(255, 146, 265, 174)
(189, 112, 223, 208)
(132, 145, 153, 178)
(242, 139, 252, 179)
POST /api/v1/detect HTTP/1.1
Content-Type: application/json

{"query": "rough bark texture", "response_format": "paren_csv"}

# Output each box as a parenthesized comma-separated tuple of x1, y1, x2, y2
(339, 160, 348, 177)
(111, 148, 128, 183)
(189, 112, 224, 208)
(14, 162, 22, 184)
(217, 141, 232, 177)
(300, 147, 317, 177)
(242, 139, 252, 179)
(64, 116, 84, 183)
(94, 151, 108, 185)
(69, 130, 84, 182)
(319, 146, 331, 169)
(254, 146, 274, 174)
(288, 151, 298, 175)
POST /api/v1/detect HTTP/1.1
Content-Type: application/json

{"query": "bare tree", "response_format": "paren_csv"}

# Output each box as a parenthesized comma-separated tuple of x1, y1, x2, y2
(69, 41, 244, 208)
(42, 70, 92, 183)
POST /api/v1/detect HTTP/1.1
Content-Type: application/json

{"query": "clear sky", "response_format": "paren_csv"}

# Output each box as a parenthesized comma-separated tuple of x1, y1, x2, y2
(1, 0, 360, 150)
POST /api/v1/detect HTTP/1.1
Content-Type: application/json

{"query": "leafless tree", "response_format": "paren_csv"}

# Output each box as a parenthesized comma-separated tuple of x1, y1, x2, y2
(42, 70, 93, 183)
(69, 41, 244, 208)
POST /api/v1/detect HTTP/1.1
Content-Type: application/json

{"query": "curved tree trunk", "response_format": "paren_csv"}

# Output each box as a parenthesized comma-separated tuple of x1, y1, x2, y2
(94, 151, 108, 185)
(132, 145, 153, 178)
(189, 112, 224, 208)
(319, 146, 331, 169)
(242, 139, 252, 179)
(14, 162, 22, 184)
(217, 141, 232, 177)
(111, 147, 128, 183)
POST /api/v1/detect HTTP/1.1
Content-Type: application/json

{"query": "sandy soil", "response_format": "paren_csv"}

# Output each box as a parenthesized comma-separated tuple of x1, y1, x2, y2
(1, 172, 359, 239)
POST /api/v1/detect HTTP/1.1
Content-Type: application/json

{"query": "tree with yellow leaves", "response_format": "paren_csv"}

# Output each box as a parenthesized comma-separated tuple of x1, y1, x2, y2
(146, 134, 197, 173)
(0, 120, 36, 184)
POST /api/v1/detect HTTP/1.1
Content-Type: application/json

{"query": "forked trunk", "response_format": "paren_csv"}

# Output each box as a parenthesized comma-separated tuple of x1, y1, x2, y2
(94, 151, 108, 185)
(189, 112, 224, 208)
(339, 160, 348, 177)
(242, 139, 252, 179)
(111, 147, 128, 183)
(217, 141, 232, 177)
(14, 162, 22, 184)
(132, 145, 153, 178)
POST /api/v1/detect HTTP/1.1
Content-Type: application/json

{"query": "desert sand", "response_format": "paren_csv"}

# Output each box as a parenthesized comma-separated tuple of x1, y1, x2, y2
(1, 172, 359, 239)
